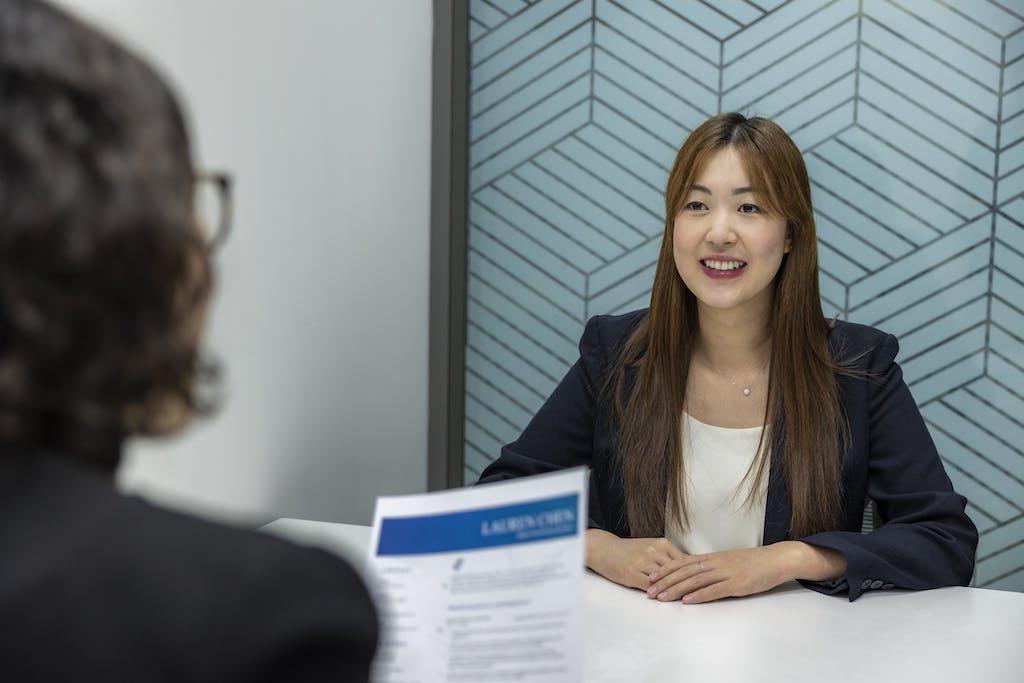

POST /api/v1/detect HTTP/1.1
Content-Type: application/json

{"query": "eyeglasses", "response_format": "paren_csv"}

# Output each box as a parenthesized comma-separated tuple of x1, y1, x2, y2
(193, 171, 233, 250)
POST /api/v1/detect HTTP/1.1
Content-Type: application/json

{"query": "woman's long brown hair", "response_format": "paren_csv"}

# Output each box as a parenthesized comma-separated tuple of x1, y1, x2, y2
(610, 113, 848, 539)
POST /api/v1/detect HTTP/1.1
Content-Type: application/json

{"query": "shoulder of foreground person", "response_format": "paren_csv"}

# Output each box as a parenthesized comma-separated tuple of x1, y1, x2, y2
(0, 455, 378, 682)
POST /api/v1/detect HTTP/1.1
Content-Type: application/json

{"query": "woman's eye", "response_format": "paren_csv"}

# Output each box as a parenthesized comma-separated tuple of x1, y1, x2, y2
(738, 203, 760, 214)
(684, 201, 707, 211)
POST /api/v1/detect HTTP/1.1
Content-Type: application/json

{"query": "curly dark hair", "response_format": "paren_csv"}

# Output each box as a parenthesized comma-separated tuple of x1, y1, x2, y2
(0, 0, 213, 467)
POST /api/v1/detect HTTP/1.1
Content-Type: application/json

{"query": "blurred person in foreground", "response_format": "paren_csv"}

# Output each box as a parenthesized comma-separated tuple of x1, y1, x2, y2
(0, 0, 377, 679)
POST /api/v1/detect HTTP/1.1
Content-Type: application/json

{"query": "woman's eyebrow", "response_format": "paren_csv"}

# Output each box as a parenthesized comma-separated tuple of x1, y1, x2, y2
(688, 184, 754, 195)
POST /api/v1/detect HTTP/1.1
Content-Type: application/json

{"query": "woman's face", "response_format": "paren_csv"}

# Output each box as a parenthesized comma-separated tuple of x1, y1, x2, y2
(672, 146, 791, 323)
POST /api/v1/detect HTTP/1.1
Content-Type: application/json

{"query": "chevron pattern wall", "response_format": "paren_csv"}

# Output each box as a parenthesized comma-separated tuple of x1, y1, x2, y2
(464, 0, 1024, 591)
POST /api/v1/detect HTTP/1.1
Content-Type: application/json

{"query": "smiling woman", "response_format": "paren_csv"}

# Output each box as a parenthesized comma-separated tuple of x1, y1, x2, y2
(477, 112, 978, 605)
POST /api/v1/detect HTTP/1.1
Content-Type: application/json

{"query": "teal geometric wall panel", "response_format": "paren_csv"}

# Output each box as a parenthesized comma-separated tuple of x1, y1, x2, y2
(465, 0, 1024, 591)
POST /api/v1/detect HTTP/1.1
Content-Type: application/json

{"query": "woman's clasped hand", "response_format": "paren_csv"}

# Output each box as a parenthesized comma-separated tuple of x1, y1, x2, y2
(586, 529, 846, 604)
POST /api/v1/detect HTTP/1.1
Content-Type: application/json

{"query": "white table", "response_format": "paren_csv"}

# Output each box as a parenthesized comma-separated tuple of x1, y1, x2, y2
(264, 519, 1024, 682)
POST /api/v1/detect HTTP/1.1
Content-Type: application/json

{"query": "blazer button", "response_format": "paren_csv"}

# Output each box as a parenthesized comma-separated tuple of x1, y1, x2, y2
(861, 578, 873, 590)
(870, 580, 884, 589)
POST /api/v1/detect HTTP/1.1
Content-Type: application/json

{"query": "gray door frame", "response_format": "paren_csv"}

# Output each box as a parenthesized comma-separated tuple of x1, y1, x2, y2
(428, 0, 469, 489)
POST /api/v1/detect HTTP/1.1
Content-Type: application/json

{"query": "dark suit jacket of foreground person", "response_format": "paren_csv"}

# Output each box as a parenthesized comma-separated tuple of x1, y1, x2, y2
(0, 450, 378, 682)
(479, 309, 978, 602)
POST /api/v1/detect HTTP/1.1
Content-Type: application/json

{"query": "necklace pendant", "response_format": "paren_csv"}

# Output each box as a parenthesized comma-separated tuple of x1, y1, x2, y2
(742, 388, 751, 396)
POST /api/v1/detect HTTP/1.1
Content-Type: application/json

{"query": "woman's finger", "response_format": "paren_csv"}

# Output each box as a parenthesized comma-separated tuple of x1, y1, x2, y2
(647, 559, 709, 597)
(652, 569, 723, 601)
(680, 578, 737, 604)
(648, 554, 706, 582)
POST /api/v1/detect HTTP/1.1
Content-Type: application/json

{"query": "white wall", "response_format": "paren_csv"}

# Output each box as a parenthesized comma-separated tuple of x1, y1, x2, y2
(56, 0, 433, 525)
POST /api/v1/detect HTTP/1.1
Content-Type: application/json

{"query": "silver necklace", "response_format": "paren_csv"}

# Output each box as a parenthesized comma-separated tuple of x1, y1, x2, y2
(717, 374, 752, 396)
(704, 359, 768, 398)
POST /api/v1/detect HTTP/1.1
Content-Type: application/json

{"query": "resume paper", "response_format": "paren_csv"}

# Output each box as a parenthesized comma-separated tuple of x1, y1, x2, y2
(366, 468, 587, 683)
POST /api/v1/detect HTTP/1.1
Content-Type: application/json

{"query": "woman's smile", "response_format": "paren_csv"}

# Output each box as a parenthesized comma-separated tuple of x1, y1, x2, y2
(699, 257, 748, 278)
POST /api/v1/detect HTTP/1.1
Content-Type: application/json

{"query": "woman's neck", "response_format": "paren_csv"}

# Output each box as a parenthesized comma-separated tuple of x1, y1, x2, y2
(694, 305, 772, 372)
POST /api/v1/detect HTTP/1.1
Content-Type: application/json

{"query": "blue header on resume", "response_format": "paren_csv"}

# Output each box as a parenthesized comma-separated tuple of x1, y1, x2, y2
(375, 493, 579, 556)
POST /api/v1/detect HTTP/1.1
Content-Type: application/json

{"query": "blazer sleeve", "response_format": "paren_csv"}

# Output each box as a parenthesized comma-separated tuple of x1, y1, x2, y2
(797, 333, 979, 601)
(476, 314, 612, 528)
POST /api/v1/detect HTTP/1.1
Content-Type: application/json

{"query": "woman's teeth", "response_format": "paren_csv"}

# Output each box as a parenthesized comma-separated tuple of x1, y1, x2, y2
(701, 259, 745, 271)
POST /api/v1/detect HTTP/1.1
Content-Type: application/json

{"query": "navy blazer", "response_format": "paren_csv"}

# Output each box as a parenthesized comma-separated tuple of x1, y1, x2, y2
(478, 309, 978, 601)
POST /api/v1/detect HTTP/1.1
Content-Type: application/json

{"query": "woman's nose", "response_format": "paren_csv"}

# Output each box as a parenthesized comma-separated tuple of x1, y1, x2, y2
(704, 209, 736, 245)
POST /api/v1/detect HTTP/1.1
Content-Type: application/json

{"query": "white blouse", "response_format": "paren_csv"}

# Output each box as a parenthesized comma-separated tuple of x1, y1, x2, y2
(665, 412, 769, 554)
